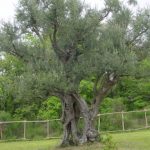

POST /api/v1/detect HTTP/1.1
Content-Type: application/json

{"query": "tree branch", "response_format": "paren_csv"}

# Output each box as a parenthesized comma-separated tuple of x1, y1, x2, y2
(99, 7, 112, 22)
(90, 73, 119, 118)
(126, 27, 148, 46)
(30, 13, 44, 44)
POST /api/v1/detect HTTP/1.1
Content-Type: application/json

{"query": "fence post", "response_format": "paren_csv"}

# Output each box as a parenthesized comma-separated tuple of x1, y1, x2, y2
(47, 120, 50, 138)
(23, 120, 26, 140)
(144, 109, 148, 128)
(121, 111, 125, 131)
(0, 122, 2, 140)
(98, 115, 101, 133)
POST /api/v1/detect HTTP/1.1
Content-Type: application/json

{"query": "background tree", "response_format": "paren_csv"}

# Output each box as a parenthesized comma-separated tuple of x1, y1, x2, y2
(0, 0, 150, 146)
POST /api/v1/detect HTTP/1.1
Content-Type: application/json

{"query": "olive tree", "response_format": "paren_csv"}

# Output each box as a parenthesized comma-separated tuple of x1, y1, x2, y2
(0, 0, 150, 146)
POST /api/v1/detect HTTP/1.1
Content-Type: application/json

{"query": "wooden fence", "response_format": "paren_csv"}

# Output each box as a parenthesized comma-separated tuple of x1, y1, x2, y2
(0, 109, 150, 141)
(97, 109, 150, 133)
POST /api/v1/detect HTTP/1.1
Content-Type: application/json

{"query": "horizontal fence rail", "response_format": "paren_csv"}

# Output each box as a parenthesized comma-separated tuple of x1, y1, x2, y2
(0, 109, 150, 141)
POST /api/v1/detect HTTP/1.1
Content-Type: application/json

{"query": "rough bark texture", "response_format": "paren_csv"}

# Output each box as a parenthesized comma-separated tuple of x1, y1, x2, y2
(60, 93, 98, 146)
(59, 74, 118, 146)
(90, 73, 118, 119)
(73, 94, 98, 143)
(60, 94, 79, 146)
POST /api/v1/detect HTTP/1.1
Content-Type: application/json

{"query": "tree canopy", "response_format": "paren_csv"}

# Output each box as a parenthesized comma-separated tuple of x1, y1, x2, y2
(0, 0, 150, 146)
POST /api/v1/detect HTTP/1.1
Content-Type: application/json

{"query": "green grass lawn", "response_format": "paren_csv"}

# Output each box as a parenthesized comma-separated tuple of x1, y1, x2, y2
(0, 130, 150, 150)
(112, 130, 150, 150)
(0, 139, 103, 150)
(0, 140, 59, 150)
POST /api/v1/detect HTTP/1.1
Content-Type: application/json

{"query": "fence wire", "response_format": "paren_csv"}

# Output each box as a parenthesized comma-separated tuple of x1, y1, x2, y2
(0, 109, 150, 141)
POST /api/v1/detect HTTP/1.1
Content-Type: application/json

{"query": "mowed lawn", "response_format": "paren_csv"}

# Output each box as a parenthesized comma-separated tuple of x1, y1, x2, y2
(112, 130, 150, 150)
(0, 130, 150, 150)
(0, 140, 59, 150)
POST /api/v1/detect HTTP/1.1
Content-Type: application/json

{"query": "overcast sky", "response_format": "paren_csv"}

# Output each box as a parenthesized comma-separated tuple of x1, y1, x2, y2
(0, 0, 150, 22)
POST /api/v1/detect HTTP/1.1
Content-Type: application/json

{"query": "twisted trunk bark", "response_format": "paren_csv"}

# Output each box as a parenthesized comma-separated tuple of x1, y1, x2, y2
(91, 73, 118, 119)
(60, 73, 118, 146)
(60, 94, 79, 146)
(72, 94, 98, 143)
(60, 93, 98, 146)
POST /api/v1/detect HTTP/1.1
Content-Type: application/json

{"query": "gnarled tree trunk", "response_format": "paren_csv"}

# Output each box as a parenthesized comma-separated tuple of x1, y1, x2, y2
(72, 93, 98, 143)
(60, 93, 98, 146)
(60, 94, 79, 146)
(60, 73, 118, 146)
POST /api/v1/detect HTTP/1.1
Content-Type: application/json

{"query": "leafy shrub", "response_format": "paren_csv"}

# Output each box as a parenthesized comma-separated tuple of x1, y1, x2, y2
(100, 134, 118, 150)
(13, 104, 38, 120)
(0, 111, 23, 140)
(100, 97, 126, 113)
(79, 80, 94, 104)
(38, 96, 61, 119)
(0, 111, 11, 121)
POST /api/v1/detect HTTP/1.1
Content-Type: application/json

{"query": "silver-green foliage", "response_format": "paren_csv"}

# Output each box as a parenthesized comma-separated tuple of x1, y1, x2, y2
(0, 0, 150, 102)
